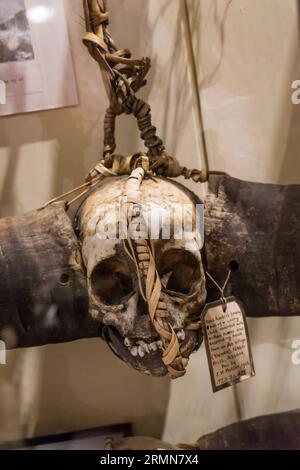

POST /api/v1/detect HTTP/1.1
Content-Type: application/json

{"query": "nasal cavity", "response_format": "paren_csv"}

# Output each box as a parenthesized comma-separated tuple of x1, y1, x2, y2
(137, 296, 149, 316)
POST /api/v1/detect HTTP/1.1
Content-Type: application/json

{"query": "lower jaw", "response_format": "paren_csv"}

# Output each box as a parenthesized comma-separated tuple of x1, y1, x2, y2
(105, 326, 202, 377)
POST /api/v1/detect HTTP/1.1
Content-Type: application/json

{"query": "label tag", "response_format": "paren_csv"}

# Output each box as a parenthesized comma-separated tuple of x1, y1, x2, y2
(201, 296, 255, 392)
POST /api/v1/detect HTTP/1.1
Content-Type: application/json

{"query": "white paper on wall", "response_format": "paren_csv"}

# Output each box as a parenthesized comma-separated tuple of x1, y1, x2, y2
(0, 0, 78, 116)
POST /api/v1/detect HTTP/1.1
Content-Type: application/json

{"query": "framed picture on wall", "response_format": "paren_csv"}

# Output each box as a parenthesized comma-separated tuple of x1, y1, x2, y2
(0, 0, 78, 116)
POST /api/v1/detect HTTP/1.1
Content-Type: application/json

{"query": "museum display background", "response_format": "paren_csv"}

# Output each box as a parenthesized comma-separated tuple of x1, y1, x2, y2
(0, 0, 300, 444)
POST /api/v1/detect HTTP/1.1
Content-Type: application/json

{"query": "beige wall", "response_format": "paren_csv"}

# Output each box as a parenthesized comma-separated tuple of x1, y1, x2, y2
(1, 0, 300, 445)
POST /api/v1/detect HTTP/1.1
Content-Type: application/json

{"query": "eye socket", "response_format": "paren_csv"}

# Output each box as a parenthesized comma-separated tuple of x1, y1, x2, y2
(158, 249, 200, 295)
(91, 256, 134, 305)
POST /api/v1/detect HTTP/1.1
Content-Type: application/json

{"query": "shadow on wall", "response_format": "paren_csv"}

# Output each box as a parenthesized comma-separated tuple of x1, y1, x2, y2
(277, 0, 300, 183)
(0, 60, 26, 216)
(188, 0, 232, 89)
(0, 79, 98, 216)
(159, 1, 193, 156)
(108, 0, 154, 156)
(109, 0, 195, 160)
(186, 0, 300, 183)
(36, 339, 170, 439)
(185, 0, 233, 174)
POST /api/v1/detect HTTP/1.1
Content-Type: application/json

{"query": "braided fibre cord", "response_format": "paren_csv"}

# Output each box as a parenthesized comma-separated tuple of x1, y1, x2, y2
(122, 161, 188, 378)
(82, 0, 164, 158)
(82, 0, 208, 181)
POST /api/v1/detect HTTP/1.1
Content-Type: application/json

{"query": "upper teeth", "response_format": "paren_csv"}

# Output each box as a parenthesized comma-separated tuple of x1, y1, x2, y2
(124, 338, 164, 357)
(124, 332, 185, 357)
(149, 342, 157, 352)
(138, 341, 149, 353)
(130, 346, 138, 357)
(177, 329, 185, 341)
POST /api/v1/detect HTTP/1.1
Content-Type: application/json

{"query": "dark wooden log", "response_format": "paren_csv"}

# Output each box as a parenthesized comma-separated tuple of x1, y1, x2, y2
(204, 174, 300, 317)
(196, 410, 300, 450)
(1, 174, 300, 350)
(100, 411, 300, 450)
(0, 202, 99, 348)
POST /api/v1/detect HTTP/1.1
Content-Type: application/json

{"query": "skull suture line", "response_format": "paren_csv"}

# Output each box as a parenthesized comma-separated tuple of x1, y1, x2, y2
(77, 176, 206, 377)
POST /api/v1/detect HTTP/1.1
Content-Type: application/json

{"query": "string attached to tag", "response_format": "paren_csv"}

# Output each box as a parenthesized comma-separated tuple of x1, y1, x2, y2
(201, 262, 255, 392)
(205, 267, 232, 311)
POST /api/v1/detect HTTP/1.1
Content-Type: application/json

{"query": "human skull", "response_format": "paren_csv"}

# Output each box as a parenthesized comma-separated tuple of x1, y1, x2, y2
(76, 176, 206, 377)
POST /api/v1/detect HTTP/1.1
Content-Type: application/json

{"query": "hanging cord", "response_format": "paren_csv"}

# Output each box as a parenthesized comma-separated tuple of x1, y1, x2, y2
(42, 161, 118, 210)
(205, 268, 232, 311)
(82, 0, 209, 183)
(82, 0, 163, 157)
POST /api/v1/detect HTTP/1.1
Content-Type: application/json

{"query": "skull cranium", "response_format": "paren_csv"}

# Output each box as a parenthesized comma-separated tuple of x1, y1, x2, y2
(76, 176, 206, 377)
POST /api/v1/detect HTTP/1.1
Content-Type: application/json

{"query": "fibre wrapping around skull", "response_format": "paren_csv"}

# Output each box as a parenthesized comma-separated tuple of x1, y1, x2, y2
(76, 176, 206, 377)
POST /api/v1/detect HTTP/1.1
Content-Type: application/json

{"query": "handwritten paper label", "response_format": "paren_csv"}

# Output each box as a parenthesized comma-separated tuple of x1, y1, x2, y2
(202, 297, 255, 392)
